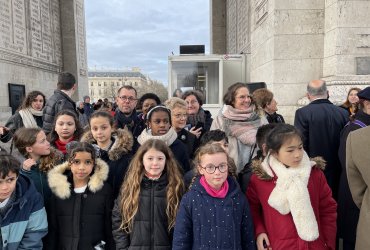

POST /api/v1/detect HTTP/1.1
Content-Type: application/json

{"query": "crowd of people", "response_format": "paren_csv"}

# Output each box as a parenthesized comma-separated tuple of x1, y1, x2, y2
(0, 71, 369, 250)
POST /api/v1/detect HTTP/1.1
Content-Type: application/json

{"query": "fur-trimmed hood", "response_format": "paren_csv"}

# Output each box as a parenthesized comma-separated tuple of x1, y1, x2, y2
(47, 158, 109, 199)
(80, 128, 133, 161)
(251, 155, 326, 181)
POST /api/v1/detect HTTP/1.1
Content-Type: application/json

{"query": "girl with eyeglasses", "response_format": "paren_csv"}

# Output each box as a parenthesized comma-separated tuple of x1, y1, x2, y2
(46, 142, 114, 249)
(112, 139, 184, 249)
(172, 143, 255, 250)
(247, 124, 336, 250)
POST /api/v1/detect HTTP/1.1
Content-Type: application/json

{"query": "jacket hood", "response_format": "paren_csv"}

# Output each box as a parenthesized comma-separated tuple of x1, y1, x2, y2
(14, 175, 38, 208)
(47, 158, 109, 199)
(81, 128, 133, 161)
(251, 155, 326, 181)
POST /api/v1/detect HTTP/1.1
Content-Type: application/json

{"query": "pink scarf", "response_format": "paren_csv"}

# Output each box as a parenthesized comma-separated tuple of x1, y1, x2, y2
(221, 104, 262, 145)
(200, 176, 229, 198)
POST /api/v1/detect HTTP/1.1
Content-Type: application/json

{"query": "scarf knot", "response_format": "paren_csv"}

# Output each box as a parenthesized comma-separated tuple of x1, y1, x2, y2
(264, 152, 319, 241)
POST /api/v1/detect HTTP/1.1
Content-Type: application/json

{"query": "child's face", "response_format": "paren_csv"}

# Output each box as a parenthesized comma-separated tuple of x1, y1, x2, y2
(210, 139, 229, 153)
(90, 116, 112, 147)
(70, 152, 94, 185)
(0, 171, 18, 202)
(55, 115, 76, 140)
(148, 111, 170, 136)
(199, 152, 228, 190)
(27, 131, 50, 157)
(143, 148, 166, 178)
(273, 136, 304, 168)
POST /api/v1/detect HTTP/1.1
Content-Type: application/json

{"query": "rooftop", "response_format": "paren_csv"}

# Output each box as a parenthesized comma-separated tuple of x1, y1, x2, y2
(88, 71, 146, 78)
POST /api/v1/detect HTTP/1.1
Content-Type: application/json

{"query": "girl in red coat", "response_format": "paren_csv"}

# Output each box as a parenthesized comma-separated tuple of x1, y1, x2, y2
(247, 124, 337, 250)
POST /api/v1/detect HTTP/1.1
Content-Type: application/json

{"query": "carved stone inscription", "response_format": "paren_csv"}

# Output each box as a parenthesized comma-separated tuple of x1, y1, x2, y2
(0, 0, 62, 70)
(0, 0, 27, 54)
(76, 0, 87, 76)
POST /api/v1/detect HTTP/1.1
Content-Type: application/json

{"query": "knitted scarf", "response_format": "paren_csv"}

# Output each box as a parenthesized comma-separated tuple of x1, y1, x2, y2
(55, 137, 75, 154)
(187, 108, 206, 127)
(19, 108, 43, 128)
(262, 152, 319, 241)
(137, 127, 178, 146)
(115, 110, 137, 130)
(221, 104, 261, 145)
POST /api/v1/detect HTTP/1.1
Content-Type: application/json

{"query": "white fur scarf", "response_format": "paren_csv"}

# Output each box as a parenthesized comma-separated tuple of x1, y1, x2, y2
(263, 152, 319, 241)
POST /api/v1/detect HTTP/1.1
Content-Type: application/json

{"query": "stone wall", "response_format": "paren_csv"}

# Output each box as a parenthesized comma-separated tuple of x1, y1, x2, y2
(0, 0, 88, 123)
(211, 0, 370, 124)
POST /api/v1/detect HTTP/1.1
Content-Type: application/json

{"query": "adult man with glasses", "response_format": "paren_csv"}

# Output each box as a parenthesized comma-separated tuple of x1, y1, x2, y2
(114, 86, 145, 143)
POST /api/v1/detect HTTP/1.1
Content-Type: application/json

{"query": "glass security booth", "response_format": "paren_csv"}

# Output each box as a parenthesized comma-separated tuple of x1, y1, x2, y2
(168, 54, 247, 116)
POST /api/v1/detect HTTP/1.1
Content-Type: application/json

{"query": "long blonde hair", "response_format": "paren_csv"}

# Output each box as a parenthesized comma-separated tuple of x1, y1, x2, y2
(119, 139, 185, 233)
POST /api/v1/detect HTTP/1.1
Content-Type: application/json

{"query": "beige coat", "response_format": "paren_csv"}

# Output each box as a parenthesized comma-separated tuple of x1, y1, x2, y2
(346, 126, 370, 250)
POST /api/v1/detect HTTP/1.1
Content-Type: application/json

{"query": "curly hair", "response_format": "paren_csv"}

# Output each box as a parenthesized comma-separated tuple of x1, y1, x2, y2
(17, 90, 46, 111)
(48, 110, 84, 145)
(164, 97, 187, 110)
(118, 139, 185, 233)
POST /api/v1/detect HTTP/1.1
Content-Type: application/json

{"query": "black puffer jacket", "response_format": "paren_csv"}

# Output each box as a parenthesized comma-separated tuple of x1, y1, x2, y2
(46, 159, 114, 250)
(112, 174, 172, 250)
(42, 90, 77, 134)
(81, 128, 134, 199)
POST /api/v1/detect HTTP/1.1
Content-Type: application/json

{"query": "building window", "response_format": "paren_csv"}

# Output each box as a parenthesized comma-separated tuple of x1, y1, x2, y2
(90, 82, 93, 87)
(98, 82, 101, 86)
(104, 82, 107, 86)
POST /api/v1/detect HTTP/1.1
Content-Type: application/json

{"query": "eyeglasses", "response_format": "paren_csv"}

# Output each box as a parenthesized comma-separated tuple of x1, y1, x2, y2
(236, 95, 252, 100)
(186, 100, 198, 105)
(173, 113, 188, 119)
(0, 176, 18, 186)
(118, 96, 137, 102)
(199, 163, 228, 174)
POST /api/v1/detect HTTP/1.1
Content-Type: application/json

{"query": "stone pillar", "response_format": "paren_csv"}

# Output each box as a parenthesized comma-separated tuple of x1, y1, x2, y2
(322, 0, 370, 104)
(210, 0, 226, 54)
(249, 0, 325, 123)
(59, 0, 88, 101)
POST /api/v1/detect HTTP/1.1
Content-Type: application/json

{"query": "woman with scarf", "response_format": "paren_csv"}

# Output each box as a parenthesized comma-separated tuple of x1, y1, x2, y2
(0, 91, 45, 144)
(211, 82, 267, 173)
(182, 90, 213, 139)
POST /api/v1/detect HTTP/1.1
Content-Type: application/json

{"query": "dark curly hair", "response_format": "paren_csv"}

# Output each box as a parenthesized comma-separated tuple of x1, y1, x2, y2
(17, 90, 46, 111)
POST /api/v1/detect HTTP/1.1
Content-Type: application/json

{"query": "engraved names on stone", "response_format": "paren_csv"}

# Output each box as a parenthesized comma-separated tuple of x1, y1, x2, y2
(0, 0, 27, 54)
(0, 0, 62, 71)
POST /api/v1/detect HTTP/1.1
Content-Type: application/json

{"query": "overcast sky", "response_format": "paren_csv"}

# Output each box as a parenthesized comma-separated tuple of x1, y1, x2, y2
(85, 0, 210, 85)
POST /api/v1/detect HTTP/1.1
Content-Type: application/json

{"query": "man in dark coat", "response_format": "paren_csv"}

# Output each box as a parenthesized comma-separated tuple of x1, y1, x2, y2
(294, 79, 348, 199)
(114, 86, 145, 152)
(42, 72, 78, 134)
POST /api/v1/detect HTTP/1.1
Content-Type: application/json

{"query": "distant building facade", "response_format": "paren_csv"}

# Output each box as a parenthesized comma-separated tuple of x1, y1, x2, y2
(88, 70, 147, 101)
(211, 0, 370, 123)
(88, 69, 168, 103)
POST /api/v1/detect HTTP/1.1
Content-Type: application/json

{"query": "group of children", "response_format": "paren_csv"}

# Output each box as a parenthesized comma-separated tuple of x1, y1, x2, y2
(0, 107, 337, 249)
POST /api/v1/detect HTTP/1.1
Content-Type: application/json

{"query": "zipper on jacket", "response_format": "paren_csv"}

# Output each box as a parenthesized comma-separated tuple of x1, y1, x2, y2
(150, 180, 154, 250)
